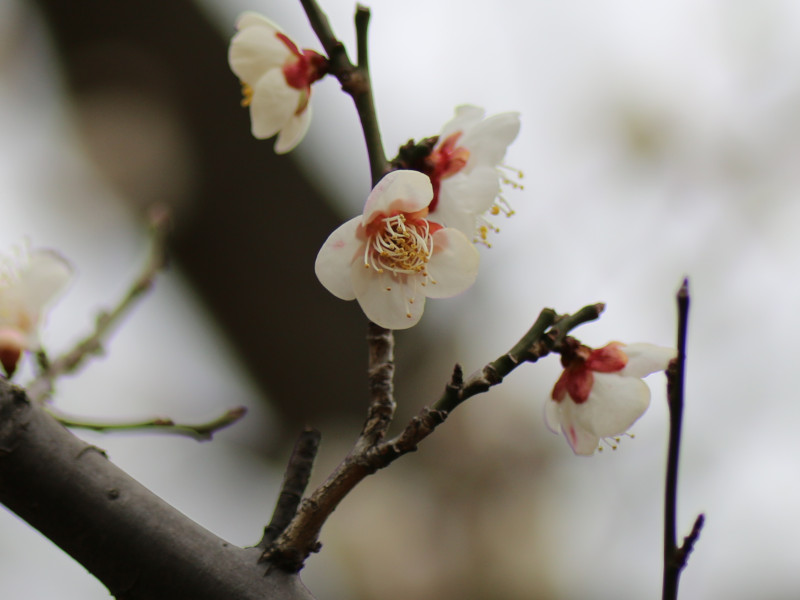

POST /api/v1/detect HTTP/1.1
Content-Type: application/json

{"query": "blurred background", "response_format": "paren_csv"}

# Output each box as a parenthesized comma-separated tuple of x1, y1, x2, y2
(1, 0, 799, 598)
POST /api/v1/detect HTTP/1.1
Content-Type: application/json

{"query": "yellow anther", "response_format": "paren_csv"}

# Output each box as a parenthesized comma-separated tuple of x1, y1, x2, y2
(240, 82, 254, 107)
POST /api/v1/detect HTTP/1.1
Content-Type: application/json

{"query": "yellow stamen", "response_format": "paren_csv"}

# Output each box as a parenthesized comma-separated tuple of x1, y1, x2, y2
(240, 82, 254, 107)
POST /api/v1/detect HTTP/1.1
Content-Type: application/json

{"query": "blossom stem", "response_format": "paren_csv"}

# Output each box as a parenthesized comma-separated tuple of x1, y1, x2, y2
(662, 279, 704, 600)
(44, 405, 247, 441)
(299, 0, 387, 185)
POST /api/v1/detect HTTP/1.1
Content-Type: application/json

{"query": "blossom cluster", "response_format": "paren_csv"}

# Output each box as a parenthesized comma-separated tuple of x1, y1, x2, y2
(226, 11, 675, 455)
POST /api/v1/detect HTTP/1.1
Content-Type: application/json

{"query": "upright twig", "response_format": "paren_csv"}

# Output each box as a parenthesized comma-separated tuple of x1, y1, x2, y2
(662, 278, 704, 600)
(300, 0, 387, 184)
(259, 429, 322, 555)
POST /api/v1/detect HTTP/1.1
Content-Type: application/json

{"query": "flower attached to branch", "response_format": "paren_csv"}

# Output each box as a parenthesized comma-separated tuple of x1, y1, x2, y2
(315, 170, 480, 329)
(422, 105, 521, 245)
(546, 341, 676, 455)
(228, 12, 329, 153)
(0, 248, 73, 377)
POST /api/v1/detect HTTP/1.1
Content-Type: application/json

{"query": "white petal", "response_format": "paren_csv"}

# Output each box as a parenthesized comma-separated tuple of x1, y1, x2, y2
(461, 112, 521, 168)
(439, 105, 485, 140)
(432, 167, 500, 235)
(314, 216, 362, 300)
(19, 250, 73, 310)
(552, 400, 601, 455)
(572, 373, 651, 439)
(363, 171, 433, 224)
(544, 398, 562, 434)
(228, 18, 290, 84)
(619, 343, 676, 378)
(351, 264, 425, 329)
(274, 102, 312, 153)
(249, 70, 301, 139)
(424, 229, 480, 299)
(235, 12, 284, 33)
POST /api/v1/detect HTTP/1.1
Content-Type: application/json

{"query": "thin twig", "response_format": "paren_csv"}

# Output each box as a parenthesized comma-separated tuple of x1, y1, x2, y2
(28, 208, 169, 403)
(44, 405, 247, 442)
(265, 303, 605, 572)
(662, 278, 703, 600)
(299, 0, 386, 184)
(259, 428, 322, 554)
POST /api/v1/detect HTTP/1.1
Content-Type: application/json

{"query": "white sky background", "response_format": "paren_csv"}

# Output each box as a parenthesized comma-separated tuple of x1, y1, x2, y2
(1, 0, 800, 598)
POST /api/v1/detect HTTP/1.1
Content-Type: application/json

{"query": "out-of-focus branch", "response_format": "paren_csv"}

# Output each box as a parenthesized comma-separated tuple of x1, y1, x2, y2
(44, 405, 247, 441)
(662, 279, 704, 600)
(0, 379, 314, 600)
(264, 303, 605, 572)
(28, 207, 169, 403)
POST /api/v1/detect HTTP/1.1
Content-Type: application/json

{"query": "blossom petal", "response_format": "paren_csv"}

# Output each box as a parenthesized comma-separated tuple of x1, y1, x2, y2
(439, 105, 485, 140)
(229, 14, 290, 83)
(424, 229, 480, 299)
(18, 250, 73, 310)
(434, 167, 501, 234)
(544, 399, 562, 433)
(249, 69, 302, 139)
(351, 264, 425, 329)
(314, 216, 362, 301)
(550, 400, 601, 455)
(619, 343, 676, 378)
(275, 103, 312, 154)
(573, 372, 651, 439)
(363, 171, 433, 224)
(461, 112, 521, 168)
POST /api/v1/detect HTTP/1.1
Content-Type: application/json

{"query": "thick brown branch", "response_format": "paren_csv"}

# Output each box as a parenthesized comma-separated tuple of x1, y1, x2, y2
(0, 379, 313, 600)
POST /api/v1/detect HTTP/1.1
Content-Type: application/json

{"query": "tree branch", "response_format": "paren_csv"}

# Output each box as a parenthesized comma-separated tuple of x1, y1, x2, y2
(265, 303, 605, 571)
(0, 379, 314, 600)
(300, 0, 386, 184)
(662, 278, 704, 600)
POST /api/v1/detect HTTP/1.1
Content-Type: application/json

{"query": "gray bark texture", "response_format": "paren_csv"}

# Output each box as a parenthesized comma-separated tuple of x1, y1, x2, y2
(0, 379, 316, 600)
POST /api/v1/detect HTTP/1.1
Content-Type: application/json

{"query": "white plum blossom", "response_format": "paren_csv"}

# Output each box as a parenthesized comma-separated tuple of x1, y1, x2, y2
(0, 248, 73, 376)
(315, 170, 480, 330)
(545, 342, 676, 455)
(422, 105, 521, 244)
(228, 12, 328, 153)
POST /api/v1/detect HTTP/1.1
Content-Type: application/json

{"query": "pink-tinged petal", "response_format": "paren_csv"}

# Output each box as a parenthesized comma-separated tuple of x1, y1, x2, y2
(439, 105, 485, 140)
(314, 217, 362, 301)
(553, 400, 601, 455)
(363, 171, 433, 224)
(249, 69, 301, 139)
(351, 263, 425, 329)
(619, 343, 676, 378)
(573, 372, 651, 439)
(461, 112, 520, 168)
(235, 11, 283, 33)
(274, 103, 312, 153)
(423, 228, 479, 299)
(586, 342, 628, 373)
(229, 17, 291, 83)
(19, 250, 73, 310)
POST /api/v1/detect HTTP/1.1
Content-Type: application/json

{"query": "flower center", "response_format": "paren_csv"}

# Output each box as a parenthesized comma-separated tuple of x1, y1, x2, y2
(425, 132, 470, 213)
(364, 214, 433, 275)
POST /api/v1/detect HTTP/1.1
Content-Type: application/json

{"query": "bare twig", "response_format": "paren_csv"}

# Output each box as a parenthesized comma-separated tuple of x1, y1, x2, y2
(662, 278, 703, 600)
(44, 405, 247, 441)
(265, 303, 605, 572)
(299, 0, 386, 184)
(259, 428, 322, 554)
(28, 208, 169, 403)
